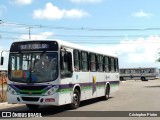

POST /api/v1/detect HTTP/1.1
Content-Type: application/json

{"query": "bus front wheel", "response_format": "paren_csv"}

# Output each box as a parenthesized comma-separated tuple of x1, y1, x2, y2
(70, 89, 80, 109)
(26, 104, 39, 110)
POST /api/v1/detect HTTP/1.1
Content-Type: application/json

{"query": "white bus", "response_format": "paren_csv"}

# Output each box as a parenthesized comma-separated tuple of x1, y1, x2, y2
(120, 67, 159, 81)
(0, 40, 119, 110)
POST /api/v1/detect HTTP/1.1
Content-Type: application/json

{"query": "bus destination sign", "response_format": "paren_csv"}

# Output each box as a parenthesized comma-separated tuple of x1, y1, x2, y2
(10, 41, 58, 52)
(20, 44, 49, 50)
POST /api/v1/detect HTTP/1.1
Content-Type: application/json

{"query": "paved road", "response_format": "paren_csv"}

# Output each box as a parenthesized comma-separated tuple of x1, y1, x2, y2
(0, 79, 160, 120)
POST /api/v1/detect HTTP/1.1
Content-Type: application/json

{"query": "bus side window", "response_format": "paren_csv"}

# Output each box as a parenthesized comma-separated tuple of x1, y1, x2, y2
(90, 53, 96, 72)
(110, 57, 115, 72)
(97, 55, 103, 72)
(60, 51, 73, 78)
(108, 57, 111, 72)
(104, 56, 109, 72)
(81, 51, 88, 72)
(116, 58, 119, 72)
(114, 58, 119, 72)
(73, 50, 80, 71)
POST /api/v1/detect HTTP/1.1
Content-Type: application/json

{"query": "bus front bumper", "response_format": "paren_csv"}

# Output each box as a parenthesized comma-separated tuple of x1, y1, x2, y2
(7, 92, 60, 106)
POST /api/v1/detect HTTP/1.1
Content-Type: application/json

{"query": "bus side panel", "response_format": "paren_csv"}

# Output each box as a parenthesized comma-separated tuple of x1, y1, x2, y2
(58, 77, 72, 105)
(58, 72, 91, 105)
(132, 74, 141, 80)
(108, 72, 119, 95)
(96, 72, 105, 97)
(155, 68, 160, 78)
(89, 72, 97, 98)
(72, 72, 90, 101)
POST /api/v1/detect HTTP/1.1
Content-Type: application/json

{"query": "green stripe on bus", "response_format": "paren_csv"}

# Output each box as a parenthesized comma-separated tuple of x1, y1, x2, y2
(20, 89, 47, 93)
(110, 83, 119, 87)
(81, 86, 91, 90)
(57, 84, 119, 94)
(57, 88, 72, 93)
(17, 83, 119, 94)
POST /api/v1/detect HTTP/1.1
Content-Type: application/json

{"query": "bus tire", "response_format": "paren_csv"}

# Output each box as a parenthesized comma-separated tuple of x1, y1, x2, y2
(103, 85, 110, 100)
(70, 89, 80, 109)
(26, 104, 39, 110)
(142, 77, 148, 81)
(141, 77, 147, 81)
(120, 77, 124, 81)
(141, 77, 144, 81)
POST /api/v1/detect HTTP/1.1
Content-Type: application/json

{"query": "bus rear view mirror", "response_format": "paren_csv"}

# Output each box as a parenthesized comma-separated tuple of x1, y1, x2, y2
(0, 57, 4, 65)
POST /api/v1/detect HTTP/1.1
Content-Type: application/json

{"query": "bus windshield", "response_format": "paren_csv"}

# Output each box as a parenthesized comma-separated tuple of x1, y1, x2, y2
(8, 52, 58, 83)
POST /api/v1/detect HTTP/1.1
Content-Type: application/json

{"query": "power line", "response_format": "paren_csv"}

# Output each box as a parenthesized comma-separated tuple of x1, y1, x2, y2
(3, 21, 160, 31)
(0, 30, 157, 38)
(0, 30, 27, 35)
(1, 37, 160, 45)
(1, 21, 160, 45)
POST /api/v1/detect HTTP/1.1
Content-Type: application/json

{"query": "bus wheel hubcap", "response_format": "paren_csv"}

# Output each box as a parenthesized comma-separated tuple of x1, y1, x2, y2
(73, 93, 78, 105)
(106, 94, 109, 98)
(106, 89, 109, 98)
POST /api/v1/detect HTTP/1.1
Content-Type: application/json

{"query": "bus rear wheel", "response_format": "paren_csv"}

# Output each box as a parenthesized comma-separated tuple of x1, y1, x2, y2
(70, 89, 80, 109)
(120, 77, 124, 81)
(103, 85, 110, 100)
(141, 77, 148, 81)
(26, 104, 39, 110)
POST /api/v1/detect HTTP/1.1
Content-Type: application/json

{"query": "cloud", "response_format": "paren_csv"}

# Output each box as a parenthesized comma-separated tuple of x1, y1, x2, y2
(33, 3, 89, 20)
(94, 35, 160, 68)
(70, 0, 103, 4)
(0, 5, 7, 16)
(10, 0, 33, 5)
(133, 9, 153, 18)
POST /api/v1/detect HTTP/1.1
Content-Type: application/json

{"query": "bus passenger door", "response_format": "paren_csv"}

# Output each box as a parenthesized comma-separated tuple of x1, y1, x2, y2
(59, 50, 73, 105)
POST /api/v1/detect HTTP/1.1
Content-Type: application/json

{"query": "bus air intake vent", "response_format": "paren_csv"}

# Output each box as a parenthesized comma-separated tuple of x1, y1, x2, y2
(14, 85, 47, 90)
(21, 97, 40, 102)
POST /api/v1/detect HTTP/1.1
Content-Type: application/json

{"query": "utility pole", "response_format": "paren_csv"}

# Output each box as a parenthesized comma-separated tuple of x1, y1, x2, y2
(27, 27, 32, 40)
(0, 20, 3, 24)
(29, 27, 31, 40)
(0, 20, 3, 40)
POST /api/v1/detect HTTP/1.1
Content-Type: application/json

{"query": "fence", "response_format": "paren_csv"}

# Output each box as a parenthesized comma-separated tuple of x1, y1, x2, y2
(0, 73, 7, 102)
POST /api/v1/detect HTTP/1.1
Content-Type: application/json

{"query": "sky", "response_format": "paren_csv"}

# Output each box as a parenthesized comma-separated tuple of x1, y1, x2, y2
(1, 0, 160, 70)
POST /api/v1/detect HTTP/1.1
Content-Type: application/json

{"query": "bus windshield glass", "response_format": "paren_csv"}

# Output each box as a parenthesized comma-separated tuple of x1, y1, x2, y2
(8, 52, 58, 83)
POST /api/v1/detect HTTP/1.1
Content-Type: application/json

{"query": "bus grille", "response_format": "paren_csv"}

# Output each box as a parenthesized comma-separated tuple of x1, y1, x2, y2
(21, 97, 40, 102)
(14, 85, 47, 90)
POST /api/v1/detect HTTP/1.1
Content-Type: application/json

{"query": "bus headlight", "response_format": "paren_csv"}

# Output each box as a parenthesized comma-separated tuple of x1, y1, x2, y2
(7, 85, 18, 95)
(44, 85, 59, 96)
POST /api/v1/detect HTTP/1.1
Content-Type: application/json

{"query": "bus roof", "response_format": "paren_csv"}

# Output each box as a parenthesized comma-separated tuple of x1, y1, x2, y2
(57, 39, 117, 57)
(12, 39, 118, 58)
(120, 67, 158, 70)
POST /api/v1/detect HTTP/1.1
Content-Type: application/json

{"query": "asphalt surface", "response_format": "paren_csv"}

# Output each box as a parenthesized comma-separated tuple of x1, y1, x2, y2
(0, 79, 160, 120)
